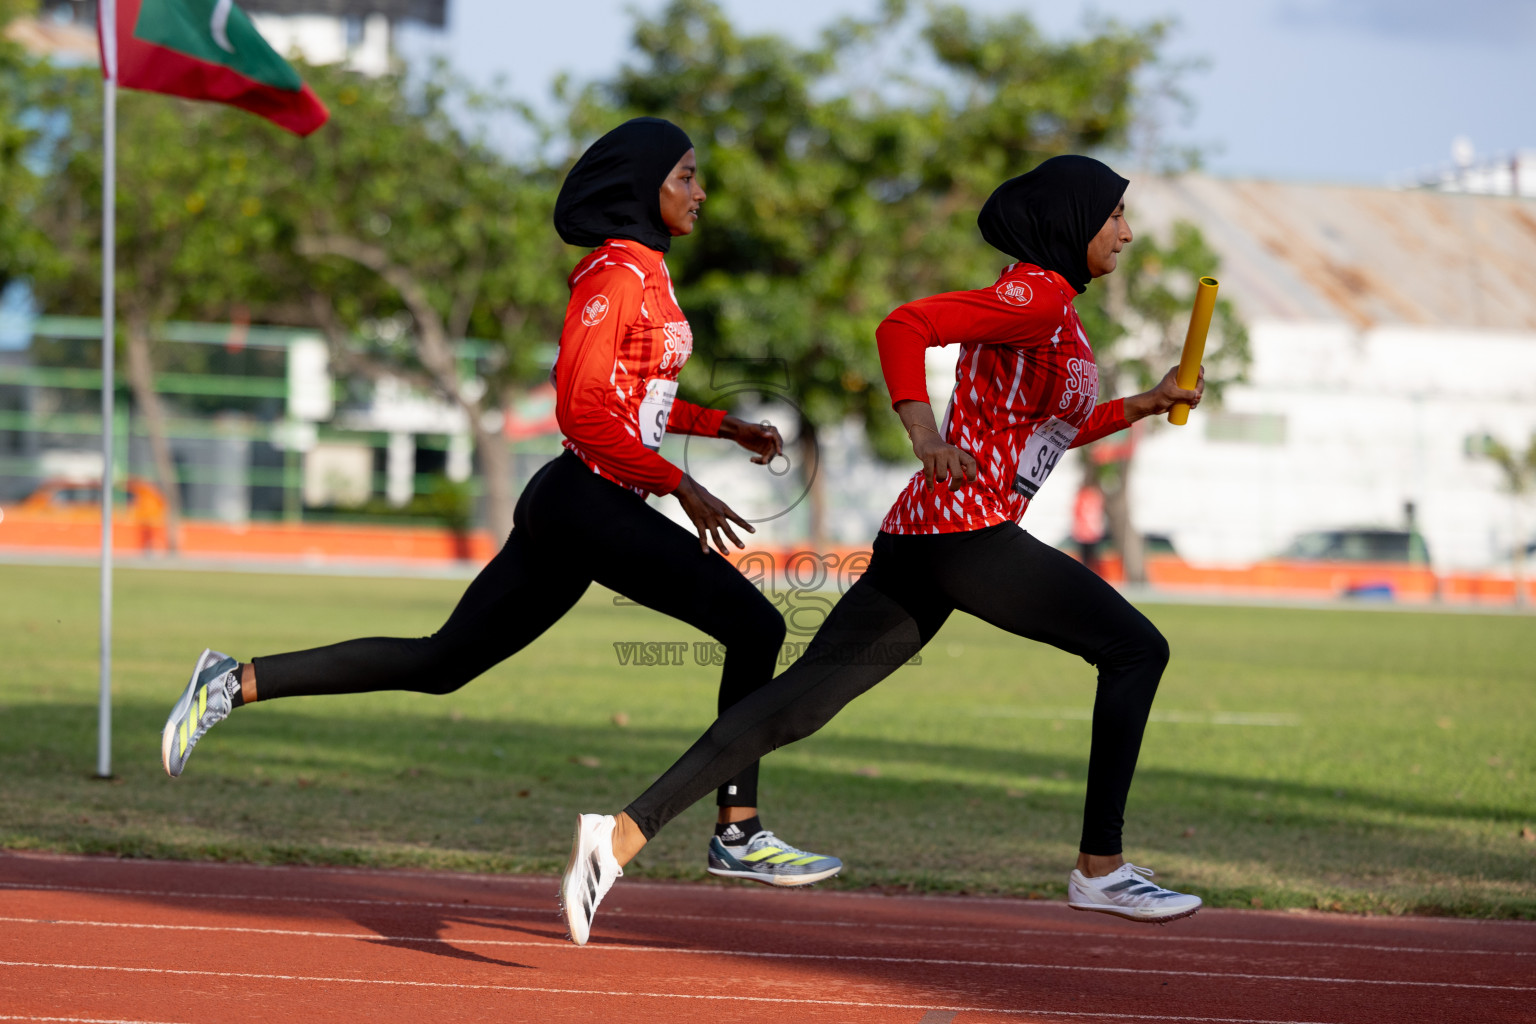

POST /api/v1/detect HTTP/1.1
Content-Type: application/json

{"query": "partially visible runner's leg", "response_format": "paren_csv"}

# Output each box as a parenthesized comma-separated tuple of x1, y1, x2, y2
(162, 455, 591, 776)
(926, 524, 1199, 922)
(562, 563, 946, 942)
(577, 468, 844, 887)
(559, 535, 952, 942)
(617, 531, 952, 847)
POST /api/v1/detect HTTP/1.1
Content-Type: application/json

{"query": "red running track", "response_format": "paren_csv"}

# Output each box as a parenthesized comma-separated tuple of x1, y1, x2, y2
(1, 851, 1532, 1024)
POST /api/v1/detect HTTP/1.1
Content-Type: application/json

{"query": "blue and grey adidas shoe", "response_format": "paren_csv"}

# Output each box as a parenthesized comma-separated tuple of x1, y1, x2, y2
(706, 828, 843, 887)
(161, 648, 240, 778)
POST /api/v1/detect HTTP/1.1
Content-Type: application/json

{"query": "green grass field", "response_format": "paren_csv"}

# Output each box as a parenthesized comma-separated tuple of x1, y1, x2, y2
(1, 563, 1532, 917)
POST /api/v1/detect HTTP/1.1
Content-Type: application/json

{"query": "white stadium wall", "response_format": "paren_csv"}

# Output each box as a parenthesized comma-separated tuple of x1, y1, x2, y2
(1130, 319, 1536, 570)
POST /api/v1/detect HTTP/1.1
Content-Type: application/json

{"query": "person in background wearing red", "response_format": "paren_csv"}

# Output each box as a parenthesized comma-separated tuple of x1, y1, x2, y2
(562, 156, 1206, 943)
(1073, 480, 1107, 575)
(159, 118, 843, 899)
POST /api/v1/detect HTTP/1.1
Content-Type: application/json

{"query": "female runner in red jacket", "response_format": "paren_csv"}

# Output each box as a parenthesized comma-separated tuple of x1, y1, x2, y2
(159, 118, 842, 893)
(562, 156, 1206, 942)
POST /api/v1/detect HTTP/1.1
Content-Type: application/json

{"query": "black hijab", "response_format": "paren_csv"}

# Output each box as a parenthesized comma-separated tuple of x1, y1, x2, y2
(977, 155, 1130, 293)
(554, 117, 694, 254)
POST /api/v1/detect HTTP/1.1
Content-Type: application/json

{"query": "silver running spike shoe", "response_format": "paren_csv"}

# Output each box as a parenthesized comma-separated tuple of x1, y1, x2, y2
(161, 648, 240, 778)
(1067, 862, 1202, 923)
(560, 813, 623, 946)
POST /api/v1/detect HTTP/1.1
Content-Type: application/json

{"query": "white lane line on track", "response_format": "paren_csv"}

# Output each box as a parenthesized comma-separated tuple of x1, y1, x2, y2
(0, 962, 1347, 1023)
(2, 921, 1530, 991)
(3, 884, 1530, 958)
(0, 1018, 189, 1024)
(631, 917, 1536, 957)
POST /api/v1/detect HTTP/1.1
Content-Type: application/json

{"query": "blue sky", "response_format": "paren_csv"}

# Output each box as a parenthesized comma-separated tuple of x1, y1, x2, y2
(398, 0, 1536, 184)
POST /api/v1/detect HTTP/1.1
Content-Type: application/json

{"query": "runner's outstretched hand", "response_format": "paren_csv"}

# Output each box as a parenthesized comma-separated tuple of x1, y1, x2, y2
(719, 415, 784, 465)
(673, 474, 755, 555)
(1125, 365, 1205, 421)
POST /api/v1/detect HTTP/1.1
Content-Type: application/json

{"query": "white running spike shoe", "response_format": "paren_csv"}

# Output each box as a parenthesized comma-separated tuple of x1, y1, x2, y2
(1067, 863, 1202, 923)
(161, 648, 241, 778)
(560, 813, 623, 946)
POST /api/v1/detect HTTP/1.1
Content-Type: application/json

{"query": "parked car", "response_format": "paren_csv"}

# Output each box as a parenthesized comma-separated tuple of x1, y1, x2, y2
(1269, 527, 1434, 599)
(1278, 528, 1430, 565)
(11, 477, 168, 526)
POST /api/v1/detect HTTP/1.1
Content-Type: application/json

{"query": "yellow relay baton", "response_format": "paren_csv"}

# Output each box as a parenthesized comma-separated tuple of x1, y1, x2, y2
(1168, 276, 1219, 425)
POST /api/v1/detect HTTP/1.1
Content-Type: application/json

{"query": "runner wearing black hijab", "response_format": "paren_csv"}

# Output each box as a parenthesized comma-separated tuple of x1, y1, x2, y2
(159, 118, 843, 899)
(562, 156, 1208, 942)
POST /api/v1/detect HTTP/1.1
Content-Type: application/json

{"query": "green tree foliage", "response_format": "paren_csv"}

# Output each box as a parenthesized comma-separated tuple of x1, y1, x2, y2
(0, 0, 51, 291)
(1471, 431, 1536, 604)
(1473, 433, 1536, 498)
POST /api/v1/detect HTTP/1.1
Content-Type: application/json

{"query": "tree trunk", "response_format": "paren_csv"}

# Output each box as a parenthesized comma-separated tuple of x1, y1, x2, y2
(799, 416, 827, 548)
(124, 314, 182, 553)
(1105, 458, 1145, 584)
(1514, 500, 1528, 608)
(471, 412, 514, 544)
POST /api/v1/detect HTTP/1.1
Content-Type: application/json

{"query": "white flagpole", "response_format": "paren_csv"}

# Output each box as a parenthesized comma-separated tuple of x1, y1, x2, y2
(97, 0, 118, 779)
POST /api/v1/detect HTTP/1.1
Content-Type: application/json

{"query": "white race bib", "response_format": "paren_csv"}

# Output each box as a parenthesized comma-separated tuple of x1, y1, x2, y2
(1013, 416, 1077, 499)
(639, 378, 678, 451)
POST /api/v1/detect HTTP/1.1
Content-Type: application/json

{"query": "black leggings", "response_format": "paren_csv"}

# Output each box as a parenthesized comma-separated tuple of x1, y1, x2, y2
(252, 451, 785, 808)
(624, 522, 1169, 854)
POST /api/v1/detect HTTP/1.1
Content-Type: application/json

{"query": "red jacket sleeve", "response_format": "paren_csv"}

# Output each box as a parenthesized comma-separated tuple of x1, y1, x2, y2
(876, 280, 1069, 408)
(1072, 399, 1130, 447)
(554, 265, 684, 495)
(875, 307, 938, 407)
(667, 398, 726, 437)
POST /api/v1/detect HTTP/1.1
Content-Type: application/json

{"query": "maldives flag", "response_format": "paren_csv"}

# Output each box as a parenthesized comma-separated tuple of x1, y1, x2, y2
(98, 0, 329, 136)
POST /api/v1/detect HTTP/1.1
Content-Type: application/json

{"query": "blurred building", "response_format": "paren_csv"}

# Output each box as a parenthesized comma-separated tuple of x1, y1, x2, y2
(1093, 175, 1536, 571)
(1392, 137, 1536, 199)
(239, 0, 445, 77)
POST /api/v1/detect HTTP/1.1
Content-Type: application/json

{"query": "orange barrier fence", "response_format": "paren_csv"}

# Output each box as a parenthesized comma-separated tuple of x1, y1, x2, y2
(1095, 553, 1535, 607)
(0, 516, 499, 564)
(2, 517, 1532, 606)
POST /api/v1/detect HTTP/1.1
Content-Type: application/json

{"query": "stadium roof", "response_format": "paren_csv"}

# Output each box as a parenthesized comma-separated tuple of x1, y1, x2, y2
(1128, 175, 1536, 332)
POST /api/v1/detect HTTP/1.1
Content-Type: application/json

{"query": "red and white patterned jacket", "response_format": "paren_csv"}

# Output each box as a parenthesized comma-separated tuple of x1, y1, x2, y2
(877, 263, 1130, 535)
(554, 240, 725, 496)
